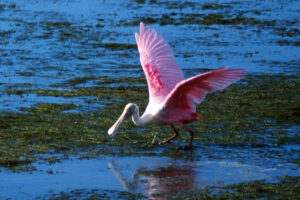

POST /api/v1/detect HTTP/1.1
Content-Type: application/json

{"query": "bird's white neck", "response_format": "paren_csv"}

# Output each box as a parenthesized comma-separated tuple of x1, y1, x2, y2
(131, 106, 143, 126)
(131, 105, 153, 126)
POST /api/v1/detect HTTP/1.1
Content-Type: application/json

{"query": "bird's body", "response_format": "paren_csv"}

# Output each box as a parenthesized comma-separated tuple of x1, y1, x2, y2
(108, 22, 245, 148)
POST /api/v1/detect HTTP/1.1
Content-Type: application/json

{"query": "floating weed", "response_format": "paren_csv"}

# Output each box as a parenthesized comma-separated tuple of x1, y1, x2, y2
(96, 43, 136, 51)
(16, 71, 35, 77)
(274, 27, 300, 37)
(45, 21, 71, 28)
(121, 13, 276, 27)
(294, 41, 300, 46)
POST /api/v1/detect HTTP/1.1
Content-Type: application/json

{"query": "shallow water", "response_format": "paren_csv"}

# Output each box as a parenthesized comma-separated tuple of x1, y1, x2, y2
(1, 148, 299, 199)
(0, 0, 300, 199)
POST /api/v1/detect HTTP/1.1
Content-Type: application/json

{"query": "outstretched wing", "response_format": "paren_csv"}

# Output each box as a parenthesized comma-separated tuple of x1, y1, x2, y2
(135, 22, 184, 105)
(160, 67, 246, 124)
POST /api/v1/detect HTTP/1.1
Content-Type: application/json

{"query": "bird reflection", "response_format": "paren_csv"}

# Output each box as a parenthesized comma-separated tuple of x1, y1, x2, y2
(108, 161, 196, 199)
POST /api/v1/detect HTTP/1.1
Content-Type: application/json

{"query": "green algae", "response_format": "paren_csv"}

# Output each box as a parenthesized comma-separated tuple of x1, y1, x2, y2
(193, 74, 300, 146)
(0, 105, 107, 169)
(217, 176, 300, 200)
(0, 74, 299, 169)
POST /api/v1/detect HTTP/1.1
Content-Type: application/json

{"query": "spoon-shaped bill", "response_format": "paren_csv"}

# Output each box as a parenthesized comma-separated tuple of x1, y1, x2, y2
(108, 109, 129, 137)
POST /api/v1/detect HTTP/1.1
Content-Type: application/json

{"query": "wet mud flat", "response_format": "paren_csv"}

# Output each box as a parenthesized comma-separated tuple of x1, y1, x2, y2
(0, 0, 300, 199)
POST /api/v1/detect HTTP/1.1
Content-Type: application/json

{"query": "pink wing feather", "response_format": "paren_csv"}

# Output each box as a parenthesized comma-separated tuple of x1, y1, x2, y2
(135, 22, 184, 105)
(160, 67, 246, 125)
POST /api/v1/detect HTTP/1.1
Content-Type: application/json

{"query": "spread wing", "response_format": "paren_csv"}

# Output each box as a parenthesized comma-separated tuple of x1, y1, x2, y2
(135, 22, 184, 105)
(160, 67, 246, 124)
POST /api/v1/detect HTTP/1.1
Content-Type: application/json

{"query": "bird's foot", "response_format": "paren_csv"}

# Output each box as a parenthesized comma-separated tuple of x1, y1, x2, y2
(159, 140, 171, 145)
(151, 135, 158, 144)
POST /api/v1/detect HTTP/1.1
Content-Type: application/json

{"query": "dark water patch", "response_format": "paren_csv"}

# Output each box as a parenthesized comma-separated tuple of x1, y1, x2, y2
(275, 27, 300, 37)
(0, 29, 15, 37)
(16, 71, 35, 77)
(201, 3, 232, 10)
(120, 13, 276, 27)
(146, 1, 199, 10)
(45, 21, 71, 28)
(180, 14, 275, 26)
(277, 39, 300, 46)
(96, 43, 136, 51)
(294, 41, 300, 46)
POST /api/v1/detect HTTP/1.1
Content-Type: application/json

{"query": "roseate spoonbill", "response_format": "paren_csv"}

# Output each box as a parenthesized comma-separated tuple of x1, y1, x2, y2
(108, 22, 245, 148)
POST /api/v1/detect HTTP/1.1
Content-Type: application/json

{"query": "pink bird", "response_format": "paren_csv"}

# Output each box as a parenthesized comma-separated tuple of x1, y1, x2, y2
(108, 22, 245, 148)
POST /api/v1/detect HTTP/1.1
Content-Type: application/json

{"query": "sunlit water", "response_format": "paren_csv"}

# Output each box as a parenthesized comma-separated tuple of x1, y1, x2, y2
(0, 0, 299, 199)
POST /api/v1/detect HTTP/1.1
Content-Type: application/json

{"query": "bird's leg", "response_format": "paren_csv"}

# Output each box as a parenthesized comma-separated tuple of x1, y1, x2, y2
(161, 125, 179, 145)
(182, 125, 194, 149)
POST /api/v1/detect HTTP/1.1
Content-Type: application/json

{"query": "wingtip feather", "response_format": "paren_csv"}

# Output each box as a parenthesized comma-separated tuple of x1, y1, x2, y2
(140, 22, 145, 35)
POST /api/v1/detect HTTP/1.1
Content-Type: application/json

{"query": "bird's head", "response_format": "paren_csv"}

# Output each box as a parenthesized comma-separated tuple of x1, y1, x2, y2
(108, 103, 138, 137)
